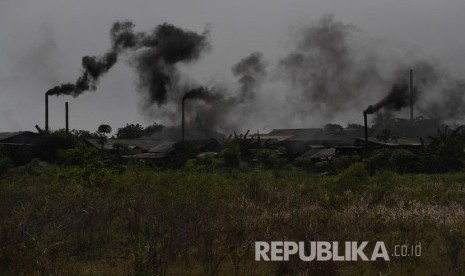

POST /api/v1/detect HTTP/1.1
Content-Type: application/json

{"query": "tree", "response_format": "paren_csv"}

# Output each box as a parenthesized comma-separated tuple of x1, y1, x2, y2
(143, 123, 164, 137)
(168, 141, 199, 168)
(424, 126, 465, 172)
(35, 129, 78, 162)
(116, 124, 144, 139)
(97, 124, 112, 155)
(70, 129, 99, 141)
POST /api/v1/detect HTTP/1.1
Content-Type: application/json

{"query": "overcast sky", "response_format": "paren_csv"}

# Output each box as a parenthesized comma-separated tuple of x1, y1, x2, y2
(1, 0, 464, 133)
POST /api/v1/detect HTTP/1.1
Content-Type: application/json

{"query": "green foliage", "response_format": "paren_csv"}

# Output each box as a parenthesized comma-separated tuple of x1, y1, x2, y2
(376, 128, 397, 143)
(366, 149, 393, 174)
(96, 124, 112, 153)
(1, 168, 465, 275)
(335, 162, 369, 192)
(70, 129, 99, 141)
(97, 124, 112, 135)
(116, 123, 144, 139)
(390, 149, 420, 173)
(221, 141, 241, 168)
(168, 141, 199, 168)
(257, 147, 286, 169)
(315, 160, 332, 173)
(186, 153, 222, 172)
(294, 156, 313, 170)
(112, 142, 134, 156)
(0, 155, 13, 175)
(423, 126, 465, 172)
(35, 130, 78, 162)
(61, 143, 102, 167)
(332, 155, 360, 173)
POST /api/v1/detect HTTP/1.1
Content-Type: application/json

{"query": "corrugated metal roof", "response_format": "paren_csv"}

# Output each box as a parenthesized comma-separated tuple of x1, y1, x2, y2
(123, 152, 168, 159)
(148, 141, 176, 153)
(268, 128, 362, 146)
(302, 148, 336, 159)
(85, 139, 163, 151)
(0, 131, 39, 144)
(256, 135, 295, 142)
(0, 132, 20, 141)
(359, 137, 424, 146)
(355, 137, 425, 146)
(269, 128, 321, 137)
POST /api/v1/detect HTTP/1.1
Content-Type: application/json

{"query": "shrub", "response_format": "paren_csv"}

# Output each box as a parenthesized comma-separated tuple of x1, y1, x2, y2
(315, 160, 332, 173)
(366, 149, 392, 174)
(168, 141, 199, 168)
(221, 142, 241, 168)
(294, 156, 313, 170)
(0, 155, 13, 175)
(335, 162, 369, 192)
(333, 155, 360, 173)
(186, 153, 222, 172)
(35, 130, 78, 162)
(61, 143, 102, 168)
(257, 148, 286, 169)
(390, 149, 420, 173)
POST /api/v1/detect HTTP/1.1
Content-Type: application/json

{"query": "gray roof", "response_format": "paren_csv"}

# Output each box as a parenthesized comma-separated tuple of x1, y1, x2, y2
(123, 152, 168, 159)
(85, 138, 163, 151)
(0, 131, 39, 143)
(269, 128, 322, 138)
(0, 132, 20, 141)
(148, 141, 176, 153)
(302, 148, 336, 159)
(268, 128, 362, 146)
(356, 137, 425, 146)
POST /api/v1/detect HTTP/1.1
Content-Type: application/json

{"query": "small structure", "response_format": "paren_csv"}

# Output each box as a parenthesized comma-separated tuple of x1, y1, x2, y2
(355, 137, 426, 149)
(85, 138, 162, 154)
(0, 131, 40, 164)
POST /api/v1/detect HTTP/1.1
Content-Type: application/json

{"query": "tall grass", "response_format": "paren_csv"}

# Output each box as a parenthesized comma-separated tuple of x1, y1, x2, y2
(1, 164, 465, 275)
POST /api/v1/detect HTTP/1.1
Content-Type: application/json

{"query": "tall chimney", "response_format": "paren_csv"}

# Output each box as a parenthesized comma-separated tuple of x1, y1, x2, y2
(182, 97, 185, 141)
(363, 111, 368, 148)
(45, 93, 49, 132)
(65, 102, 69, 133)
(409, 68, 414, 121)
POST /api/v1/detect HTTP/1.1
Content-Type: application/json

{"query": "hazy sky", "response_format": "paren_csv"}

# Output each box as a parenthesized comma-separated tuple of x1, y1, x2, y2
(1, 0, 464, 133)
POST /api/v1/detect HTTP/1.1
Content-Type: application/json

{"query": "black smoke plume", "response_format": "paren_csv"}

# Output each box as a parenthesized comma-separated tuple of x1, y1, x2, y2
(46, 20, 210, 104)
(183, 86, 222, 101)
(278, 14, 382, 117)
(365, 82, 410, 114)
(231, 51, 267, 102)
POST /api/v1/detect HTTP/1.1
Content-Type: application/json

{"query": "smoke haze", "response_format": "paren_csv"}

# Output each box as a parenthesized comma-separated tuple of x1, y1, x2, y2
(1, 0, 465, 133)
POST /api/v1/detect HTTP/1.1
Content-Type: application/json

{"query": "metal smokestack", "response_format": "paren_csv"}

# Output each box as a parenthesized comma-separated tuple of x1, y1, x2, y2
(409, 68, 414, 120)
(182, 97, 185, 141)
(65, 102, 69, 133)
(45, 93, 49, 132)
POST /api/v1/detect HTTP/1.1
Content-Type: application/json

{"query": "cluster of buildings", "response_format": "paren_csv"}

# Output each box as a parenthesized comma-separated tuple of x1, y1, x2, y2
(0, 117, 437, 166)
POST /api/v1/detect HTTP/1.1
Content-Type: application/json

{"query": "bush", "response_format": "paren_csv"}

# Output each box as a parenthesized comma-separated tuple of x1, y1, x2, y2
(168, 141, 199, 168)
(366, 149, 392, 174)
(221, 142, 241, 168)
(35, 130, 78, 163)
(315, 160, 332, 173)
(390, 149, 420, 173)
(0, 155, 13, 175)
(294, 156, 313, 170)
(335, 162, 369, 192)
(333, 155, 360, 174)
(186, 153, 222, 172)
(61, 143, 102, 168)
(257, 148, 286, 169)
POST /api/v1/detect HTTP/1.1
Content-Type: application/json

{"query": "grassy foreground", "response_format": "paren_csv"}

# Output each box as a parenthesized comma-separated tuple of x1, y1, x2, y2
(1, 163, 465, 275)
